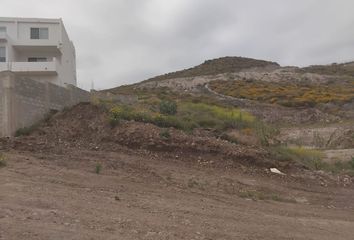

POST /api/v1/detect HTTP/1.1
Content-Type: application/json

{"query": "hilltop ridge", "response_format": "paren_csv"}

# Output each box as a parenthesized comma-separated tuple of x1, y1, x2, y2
(143, 56, 279, 82)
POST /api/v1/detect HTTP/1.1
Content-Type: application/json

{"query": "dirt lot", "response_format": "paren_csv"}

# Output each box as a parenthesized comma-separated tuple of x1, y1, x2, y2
(1, 146, 354, 240)
(1, 103, 354, 239)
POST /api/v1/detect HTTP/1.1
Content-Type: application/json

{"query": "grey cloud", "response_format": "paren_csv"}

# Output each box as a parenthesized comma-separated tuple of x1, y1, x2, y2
(1, 0, 354, 89)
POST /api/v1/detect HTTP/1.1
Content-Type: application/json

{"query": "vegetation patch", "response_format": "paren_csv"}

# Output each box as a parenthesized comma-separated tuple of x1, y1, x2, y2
(328, 157, 354, 175)
(271, 146, 325, 170)
(109, 100, 255, 133)
(0, 154, 7, 168)
(15, 110, 57, 137)
(159, 100, 177, 115)
(159, 129, 171, 139)
(209, 79, 354, 107)
(270, 146, 354, 174)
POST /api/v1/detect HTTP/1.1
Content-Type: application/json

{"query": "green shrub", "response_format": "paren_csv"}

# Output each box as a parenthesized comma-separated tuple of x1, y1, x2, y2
(159, 100, 177, 115)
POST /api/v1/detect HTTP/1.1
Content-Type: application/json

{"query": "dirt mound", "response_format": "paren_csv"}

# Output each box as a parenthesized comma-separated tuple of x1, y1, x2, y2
(14, 103, 274, 169)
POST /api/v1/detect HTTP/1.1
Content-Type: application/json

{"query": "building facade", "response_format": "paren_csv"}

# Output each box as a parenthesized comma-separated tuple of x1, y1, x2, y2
(0, 17, 76, 87)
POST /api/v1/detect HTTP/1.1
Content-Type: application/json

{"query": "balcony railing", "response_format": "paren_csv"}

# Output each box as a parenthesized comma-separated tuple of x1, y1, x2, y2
(0, 61, 57, 75)
(12, 39, 62, 54)
(0, 32, 11, 42)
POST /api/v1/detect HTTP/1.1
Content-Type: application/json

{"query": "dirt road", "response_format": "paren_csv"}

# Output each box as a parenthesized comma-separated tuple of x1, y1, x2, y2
(1, 148, 354, 240)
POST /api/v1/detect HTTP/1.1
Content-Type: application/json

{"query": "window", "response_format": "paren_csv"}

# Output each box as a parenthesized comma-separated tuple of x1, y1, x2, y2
(0, 27, 6, 33)
(0, 47, 5, 62)
(30, 28, 49, 39)
(28, 57, 47, 62)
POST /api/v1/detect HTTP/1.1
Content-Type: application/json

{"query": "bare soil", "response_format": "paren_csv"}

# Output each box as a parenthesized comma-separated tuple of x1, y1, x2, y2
(1, 146, 354, 240)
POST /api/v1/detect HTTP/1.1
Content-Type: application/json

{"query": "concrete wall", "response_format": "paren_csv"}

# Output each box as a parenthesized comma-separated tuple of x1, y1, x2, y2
(0, 71, 89, 137)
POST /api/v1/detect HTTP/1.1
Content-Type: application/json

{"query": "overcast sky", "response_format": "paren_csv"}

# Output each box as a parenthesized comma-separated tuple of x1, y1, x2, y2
(1, 0, 354, 90)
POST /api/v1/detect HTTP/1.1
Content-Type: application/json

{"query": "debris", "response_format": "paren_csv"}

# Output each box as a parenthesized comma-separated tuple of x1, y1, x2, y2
(270, 168, 285, 175)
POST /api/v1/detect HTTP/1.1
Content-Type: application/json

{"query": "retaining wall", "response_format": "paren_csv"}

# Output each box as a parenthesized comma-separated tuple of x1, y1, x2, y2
(0, 71, 89, 137)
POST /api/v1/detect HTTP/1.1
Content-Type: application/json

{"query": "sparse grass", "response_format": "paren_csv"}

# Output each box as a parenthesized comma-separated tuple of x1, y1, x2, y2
(271, 147, 354, 174)
(187, 178, 207, 190)
(103, 87, 278, 145)
(252, 120, 279, 146)
(109, 101, 255, 133)
(327, 158, 354, 175)
(271, 146, 326, 170)
(209, 79, 354, 107)
(0, 154, 6, 168)
(219, 133, 239, 144)
(15, 125, 37, 137)
(350, 157, 354, 169)
(95, 163, 102, 174)
(15, 110, 57, 137)
(159, 129, 171, 139)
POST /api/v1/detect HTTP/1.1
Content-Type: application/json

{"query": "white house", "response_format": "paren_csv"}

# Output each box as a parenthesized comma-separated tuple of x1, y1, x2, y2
(0, 17, 76, 87)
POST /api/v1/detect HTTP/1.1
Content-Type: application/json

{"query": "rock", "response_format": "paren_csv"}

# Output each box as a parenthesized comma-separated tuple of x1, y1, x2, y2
(270, 168, 286, 175)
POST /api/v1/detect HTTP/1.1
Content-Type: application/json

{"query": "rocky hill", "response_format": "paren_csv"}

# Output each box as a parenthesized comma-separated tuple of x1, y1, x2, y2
(144, 56, 280, 82)
(303, 61, 354, 77)
(102, 56, 354, 162)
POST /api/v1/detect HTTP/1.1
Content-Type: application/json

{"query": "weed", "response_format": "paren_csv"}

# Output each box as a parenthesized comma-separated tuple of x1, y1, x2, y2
(253, 121, 278, 146)
(0, 154, 6, 168)
(187, 178, 207, 190)
(159, 129, 171, 139)
(95, 163, 102, 174)
(219, 133, 239, 144)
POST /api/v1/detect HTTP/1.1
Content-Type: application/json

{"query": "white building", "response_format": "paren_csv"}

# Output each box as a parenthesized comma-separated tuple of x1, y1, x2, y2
(0, 17, 76, 87)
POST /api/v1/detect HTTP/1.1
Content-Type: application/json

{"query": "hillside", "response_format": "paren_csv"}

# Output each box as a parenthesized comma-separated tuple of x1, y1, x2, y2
(1, 56, 354, 239)
(107, 56, 280, 94)
(145, 56, 280, 81)
(303, 61, 354, 77)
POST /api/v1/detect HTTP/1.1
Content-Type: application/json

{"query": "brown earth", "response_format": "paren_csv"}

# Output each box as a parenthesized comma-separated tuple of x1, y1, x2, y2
(1, 103, 354, 239)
